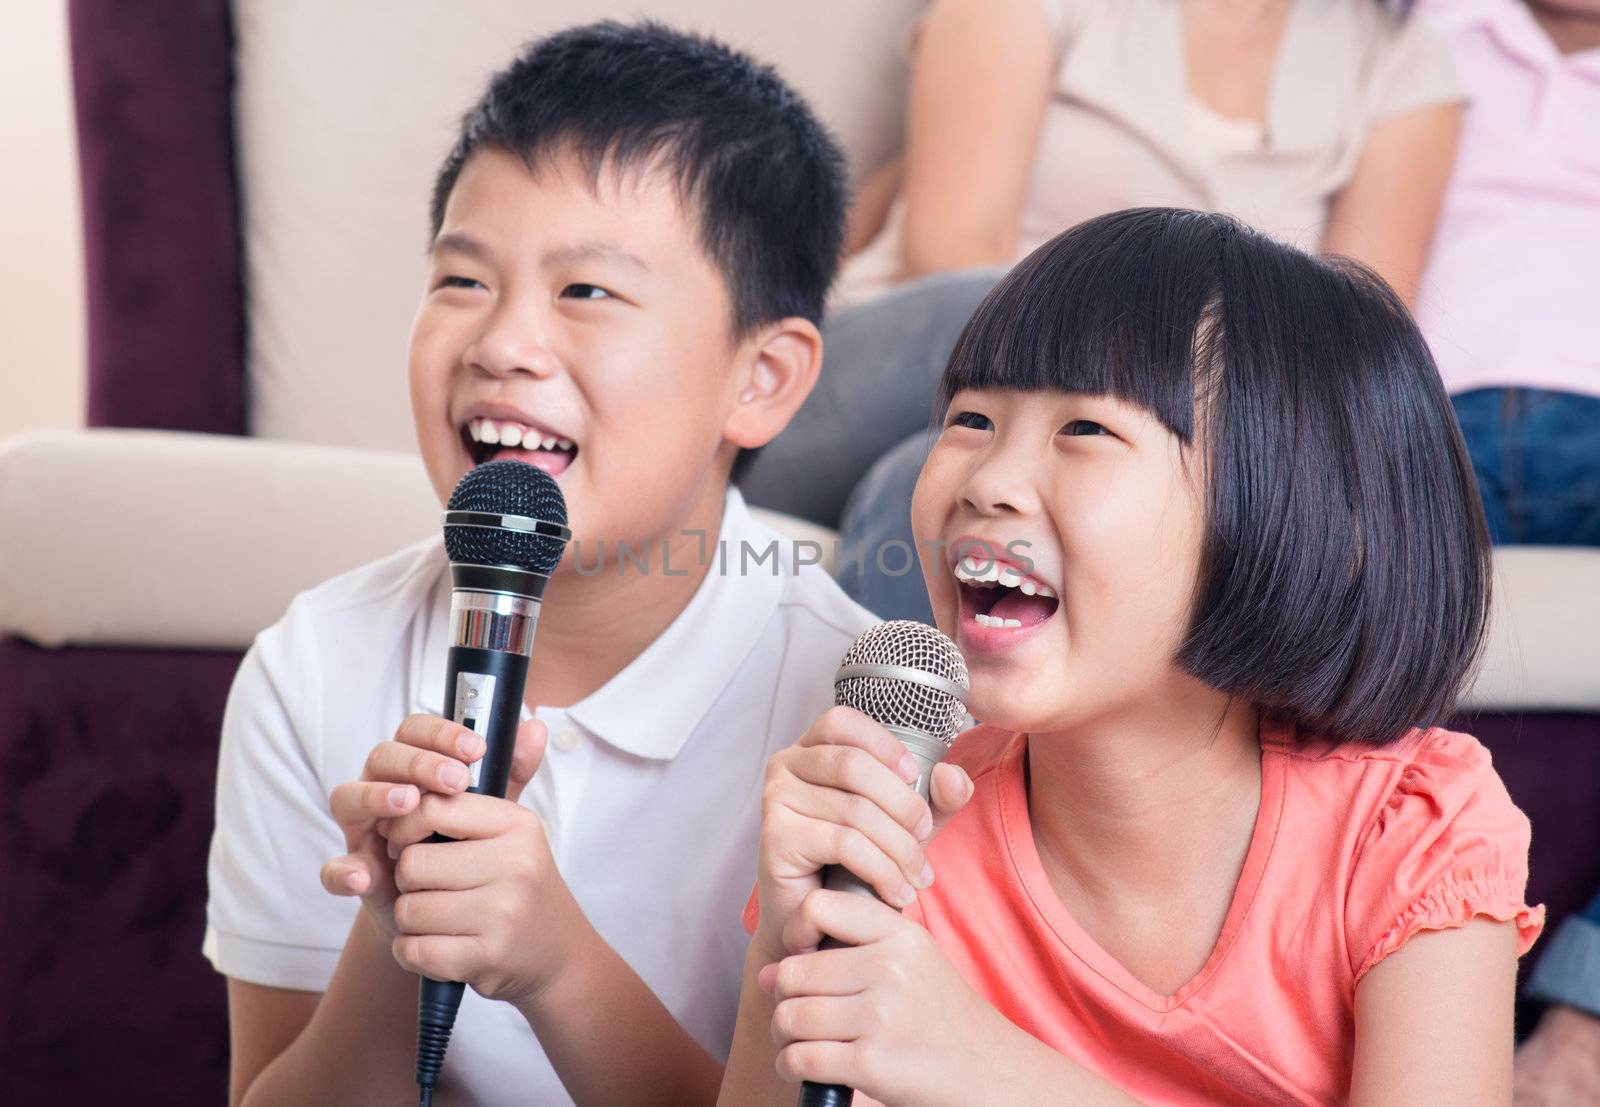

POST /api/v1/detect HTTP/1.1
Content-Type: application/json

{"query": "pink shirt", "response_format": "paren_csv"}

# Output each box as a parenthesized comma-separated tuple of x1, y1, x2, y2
(901, 723, 1543, 1105)
(1415, 0, 1600, 398)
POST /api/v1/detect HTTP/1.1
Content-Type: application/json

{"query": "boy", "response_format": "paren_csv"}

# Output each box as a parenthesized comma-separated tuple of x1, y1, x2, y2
(205, 22, 883, 1105)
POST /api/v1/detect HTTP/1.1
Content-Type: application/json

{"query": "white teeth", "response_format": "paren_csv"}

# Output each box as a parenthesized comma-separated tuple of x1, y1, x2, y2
(556, 437, 574, 450)
(541, 435, 558, 450)
(999, 568, 1024, 588)
(1036, 583, 1057, 599)
(973, 613, 1024, 629)
(479, 420, 501, 445)
(500, 425, 522, 448)
(1020, 580, 1037, 596)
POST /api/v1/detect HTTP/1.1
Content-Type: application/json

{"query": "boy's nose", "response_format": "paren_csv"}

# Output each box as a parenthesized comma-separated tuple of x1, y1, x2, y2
(465, 310, 560, 380)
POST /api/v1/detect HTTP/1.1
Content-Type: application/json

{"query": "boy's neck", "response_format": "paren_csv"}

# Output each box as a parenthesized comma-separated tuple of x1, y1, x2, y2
(520, 477, 730, 710)
(1024, 691, 1263, 904)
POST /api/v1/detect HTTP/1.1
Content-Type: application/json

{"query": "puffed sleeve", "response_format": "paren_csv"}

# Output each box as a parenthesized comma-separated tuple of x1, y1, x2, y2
(1345, 728, 1544, 983)
(1365, 7, 1466, 123)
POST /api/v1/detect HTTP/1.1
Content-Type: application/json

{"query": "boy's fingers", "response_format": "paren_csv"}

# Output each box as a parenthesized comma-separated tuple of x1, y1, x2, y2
(799, 706, 919, 785)
(391, 933, 478, 983)
(504, 718, 548, 806)
(320, 854, 373, 897)
(392, 888, 485, 937)
(928, 763, 973, 837)
(329, 780, 419, 832)
(771, 947, 868, 1002)
(395, 714, 489, 762)
(364, 739, 474, 795)
(393, 839, 498, 893)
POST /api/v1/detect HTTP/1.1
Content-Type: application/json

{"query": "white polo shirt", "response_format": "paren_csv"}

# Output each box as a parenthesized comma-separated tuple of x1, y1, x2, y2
(204, 488, 874, 1105)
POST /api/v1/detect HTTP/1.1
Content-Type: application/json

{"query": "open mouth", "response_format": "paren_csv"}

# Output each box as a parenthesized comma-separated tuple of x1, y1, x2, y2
(461, 416, 578, 478)
(953, 553, 1060, 631)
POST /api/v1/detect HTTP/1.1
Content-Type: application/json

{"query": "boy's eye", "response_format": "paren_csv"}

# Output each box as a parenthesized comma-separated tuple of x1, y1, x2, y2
(439, 275, 485, 291)
(949, 411, 993, 432)
(561, 283, 613, 301)
(1063, 419, 1110, 437)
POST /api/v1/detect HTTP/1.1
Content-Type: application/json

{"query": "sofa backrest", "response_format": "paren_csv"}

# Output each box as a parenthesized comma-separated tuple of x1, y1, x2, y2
(233, 0, 919, 450)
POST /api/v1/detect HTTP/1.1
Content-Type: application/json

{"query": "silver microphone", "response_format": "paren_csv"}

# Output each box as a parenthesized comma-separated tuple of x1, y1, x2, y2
(801, 621, 970, 1107)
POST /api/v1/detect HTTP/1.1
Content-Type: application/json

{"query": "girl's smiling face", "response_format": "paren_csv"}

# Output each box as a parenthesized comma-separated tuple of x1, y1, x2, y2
(912, 388, 1208, 734)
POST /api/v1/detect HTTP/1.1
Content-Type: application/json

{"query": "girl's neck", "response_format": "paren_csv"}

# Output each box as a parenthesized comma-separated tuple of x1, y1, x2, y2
(1527, 2, 1600, 55)
(1024, 692, 1263, 903)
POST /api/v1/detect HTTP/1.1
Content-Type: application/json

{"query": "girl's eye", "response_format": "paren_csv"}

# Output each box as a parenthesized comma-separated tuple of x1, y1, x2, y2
(439, 275, 484, 291)
(949, 411, 993, 432)
(561, 283, 612, 301)
(1063, 419, 1110, 437)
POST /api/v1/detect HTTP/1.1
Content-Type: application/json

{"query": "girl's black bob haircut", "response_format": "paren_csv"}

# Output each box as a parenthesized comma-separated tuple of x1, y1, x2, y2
(942, 208, 1490, 746)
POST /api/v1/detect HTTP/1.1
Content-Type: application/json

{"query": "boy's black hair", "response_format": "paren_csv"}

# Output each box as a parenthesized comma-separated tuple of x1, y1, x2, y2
(941, 208, 1490, 746)
(431, 21, 849, 481)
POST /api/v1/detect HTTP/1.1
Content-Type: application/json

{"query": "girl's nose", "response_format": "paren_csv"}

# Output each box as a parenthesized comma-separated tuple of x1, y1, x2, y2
(958, 445, 1042, 517)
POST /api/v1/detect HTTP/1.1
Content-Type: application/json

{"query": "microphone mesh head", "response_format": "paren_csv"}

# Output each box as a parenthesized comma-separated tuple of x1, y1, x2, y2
(834, 621, 970, 747)
(444, 461, 569, 573)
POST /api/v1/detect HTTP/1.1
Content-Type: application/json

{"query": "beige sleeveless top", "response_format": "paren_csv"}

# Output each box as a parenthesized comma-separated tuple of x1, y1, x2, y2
(837, 0, 1463, 307)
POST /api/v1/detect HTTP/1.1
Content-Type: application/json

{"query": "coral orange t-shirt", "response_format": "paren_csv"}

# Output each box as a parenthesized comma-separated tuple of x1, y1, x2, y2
(747, 722, 1544, 1105)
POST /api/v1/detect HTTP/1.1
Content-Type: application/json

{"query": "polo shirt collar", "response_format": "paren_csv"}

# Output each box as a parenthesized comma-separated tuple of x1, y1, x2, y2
(412, 486, 787, 761)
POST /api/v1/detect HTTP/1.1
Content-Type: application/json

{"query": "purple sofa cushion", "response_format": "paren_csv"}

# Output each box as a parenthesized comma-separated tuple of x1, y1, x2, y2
(0, 636, 242, 1104)
(68, 0, 244, 434)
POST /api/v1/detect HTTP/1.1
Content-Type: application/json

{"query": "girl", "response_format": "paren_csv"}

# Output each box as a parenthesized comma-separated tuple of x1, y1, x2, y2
(721, 208, 1544, 1105)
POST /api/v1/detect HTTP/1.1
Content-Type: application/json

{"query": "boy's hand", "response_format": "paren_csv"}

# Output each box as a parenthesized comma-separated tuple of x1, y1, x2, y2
(753, 706, 973, 963)
(317, 714, 532, 936)
(761, 889, 1008, 1107)
(363, 721, 595, 1006)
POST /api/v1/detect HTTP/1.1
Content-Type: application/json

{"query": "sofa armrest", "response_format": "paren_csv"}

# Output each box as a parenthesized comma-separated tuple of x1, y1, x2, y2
(0, 429, 438, 649)
(1461, 546, 1600, 713)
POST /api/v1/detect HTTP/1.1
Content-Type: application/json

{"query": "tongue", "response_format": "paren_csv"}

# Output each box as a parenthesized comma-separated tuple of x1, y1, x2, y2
(490, 445, 574, 477)
(989, 588, 1057, 627)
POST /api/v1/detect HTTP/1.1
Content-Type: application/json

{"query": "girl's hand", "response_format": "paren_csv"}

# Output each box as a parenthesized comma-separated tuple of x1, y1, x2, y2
(761, 889, 1009, 1107)
(754, 706, 973, 963)
(318, 714, 517, 935)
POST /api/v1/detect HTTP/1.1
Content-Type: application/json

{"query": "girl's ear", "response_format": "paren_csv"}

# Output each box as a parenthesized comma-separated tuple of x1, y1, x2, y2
(722, 317, 823, 450)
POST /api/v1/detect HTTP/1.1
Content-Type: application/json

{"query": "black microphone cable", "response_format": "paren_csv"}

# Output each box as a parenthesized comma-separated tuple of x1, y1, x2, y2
(414, 461, 570, 1106)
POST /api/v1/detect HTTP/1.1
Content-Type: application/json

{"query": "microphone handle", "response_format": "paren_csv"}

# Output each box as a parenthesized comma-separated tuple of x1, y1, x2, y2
(417, 643, 532, 1097)
(799, 730, 947, 1107)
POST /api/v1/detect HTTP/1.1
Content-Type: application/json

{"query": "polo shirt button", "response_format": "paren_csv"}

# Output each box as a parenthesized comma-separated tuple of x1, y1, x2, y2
(552, 727, 580, 752)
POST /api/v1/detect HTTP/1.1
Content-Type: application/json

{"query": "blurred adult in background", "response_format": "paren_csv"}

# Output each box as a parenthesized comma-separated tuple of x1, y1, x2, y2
(1412, 1, 1600, 1103)
(741, 0, 1466, 620)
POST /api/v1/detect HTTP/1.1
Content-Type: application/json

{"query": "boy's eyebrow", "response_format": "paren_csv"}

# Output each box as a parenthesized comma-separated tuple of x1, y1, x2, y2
(540, 240, 651, 273)
(430, 233, 650, 274)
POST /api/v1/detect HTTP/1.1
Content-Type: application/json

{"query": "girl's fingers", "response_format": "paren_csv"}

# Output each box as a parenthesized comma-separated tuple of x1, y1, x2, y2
(329, 780, 418, 832)
(780, 783, 930, 892)
(799, 707, 922, 785)
(771, 947, 871, 1001)
(774, 1039, 858, 1088)
(771, 994, 864, 1049)
(927, 762, 973, 837)
(782, 889, 902, 954)
(788, 741, 932, 843)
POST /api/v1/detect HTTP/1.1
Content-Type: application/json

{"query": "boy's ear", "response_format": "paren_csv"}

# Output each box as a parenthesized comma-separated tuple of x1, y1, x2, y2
(722, 317, 824, 450)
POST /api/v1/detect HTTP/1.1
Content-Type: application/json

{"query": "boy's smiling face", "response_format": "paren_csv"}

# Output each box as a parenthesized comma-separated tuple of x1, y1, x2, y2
(409, 146, 783, 560)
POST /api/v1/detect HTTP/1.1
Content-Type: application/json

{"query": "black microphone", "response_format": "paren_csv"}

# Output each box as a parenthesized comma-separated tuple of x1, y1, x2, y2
(799, 621, 970, 1107)
(415, 460, 570, 1107)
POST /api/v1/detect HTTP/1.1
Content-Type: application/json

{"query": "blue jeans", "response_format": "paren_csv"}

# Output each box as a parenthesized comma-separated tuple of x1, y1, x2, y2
(1450, 388, 1600, 545)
